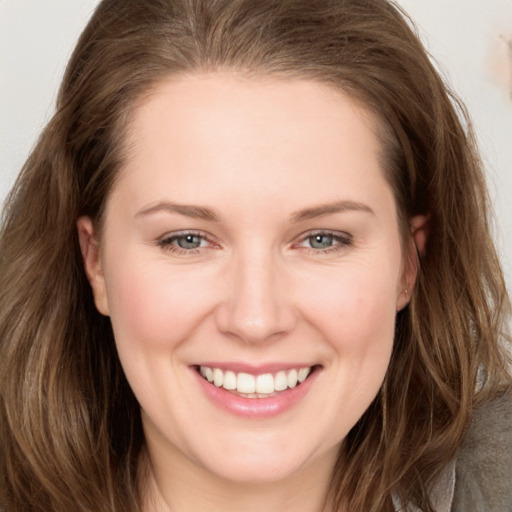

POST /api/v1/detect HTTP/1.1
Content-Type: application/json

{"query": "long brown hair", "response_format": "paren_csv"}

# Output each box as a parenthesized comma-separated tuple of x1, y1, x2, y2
(1, 1, 510, 511)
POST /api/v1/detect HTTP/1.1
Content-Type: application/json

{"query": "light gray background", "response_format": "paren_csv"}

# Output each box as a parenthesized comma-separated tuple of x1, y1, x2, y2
(1, 0, 512, 286)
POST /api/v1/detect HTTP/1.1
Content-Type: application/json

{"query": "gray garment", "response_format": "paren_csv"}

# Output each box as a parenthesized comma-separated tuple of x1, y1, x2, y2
(393, 460, 456, 512)
(394, 389, 512, 512)
(452, 389, 512, 512)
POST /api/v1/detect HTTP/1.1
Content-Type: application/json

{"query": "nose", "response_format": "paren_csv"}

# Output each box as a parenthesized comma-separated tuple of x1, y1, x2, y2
(215, 248, 297, 344)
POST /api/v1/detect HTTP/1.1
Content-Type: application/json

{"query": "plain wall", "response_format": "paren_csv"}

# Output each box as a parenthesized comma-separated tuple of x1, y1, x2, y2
(1, 0, 512, 285)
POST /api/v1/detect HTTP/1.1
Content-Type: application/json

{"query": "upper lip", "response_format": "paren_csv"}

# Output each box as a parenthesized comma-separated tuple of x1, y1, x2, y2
(193, 362, 319, 374)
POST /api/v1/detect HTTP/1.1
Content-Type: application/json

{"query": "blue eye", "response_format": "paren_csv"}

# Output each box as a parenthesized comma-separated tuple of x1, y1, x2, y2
(308, 234, 337, 249)
(174, 234, 204, 250)
(298, 231, 352, 253)
(158, 232, 210, 253)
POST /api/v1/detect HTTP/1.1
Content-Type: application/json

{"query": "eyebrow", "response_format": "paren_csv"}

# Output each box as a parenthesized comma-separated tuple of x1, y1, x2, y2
(135, 202, 220, 221)
(135, 199, 374, 223)
(290, 200, 375, 223)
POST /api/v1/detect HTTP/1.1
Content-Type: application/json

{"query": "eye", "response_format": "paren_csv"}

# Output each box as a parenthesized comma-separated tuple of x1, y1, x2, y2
(173, 234, 205, 250)
(296, 230, 352, 253)
(157, 231, 212, 254)
(308, 234, 337, 249)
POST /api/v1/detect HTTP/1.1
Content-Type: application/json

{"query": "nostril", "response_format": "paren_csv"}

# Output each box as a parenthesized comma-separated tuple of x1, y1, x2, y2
(213, 267, 297, 344)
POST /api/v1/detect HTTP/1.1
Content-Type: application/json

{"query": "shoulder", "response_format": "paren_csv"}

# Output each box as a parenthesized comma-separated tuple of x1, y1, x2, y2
(451, 388, 512, 512)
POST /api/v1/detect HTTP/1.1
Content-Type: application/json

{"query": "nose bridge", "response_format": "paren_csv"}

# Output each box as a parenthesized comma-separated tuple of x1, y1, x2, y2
(216, 243, 295, 343)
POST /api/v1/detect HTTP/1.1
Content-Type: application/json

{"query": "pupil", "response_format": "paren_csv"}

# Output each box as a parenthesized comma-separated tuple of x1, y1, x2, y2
(310, 235, 333, 249)
(178, 235, 201, 249)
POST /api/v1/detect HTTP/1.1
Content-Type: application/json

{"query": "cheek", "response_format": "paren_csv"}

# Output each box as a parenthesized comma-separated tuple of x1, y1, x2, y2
(299, 261, 399, 349)
(104, 258, 217, 352)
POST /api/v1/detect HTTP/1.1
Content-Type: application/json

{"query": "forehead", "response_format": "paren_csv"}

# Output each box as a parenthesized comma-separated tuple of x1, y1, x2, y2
(110, 73, 394, 219)
(128, 73, 380, 149)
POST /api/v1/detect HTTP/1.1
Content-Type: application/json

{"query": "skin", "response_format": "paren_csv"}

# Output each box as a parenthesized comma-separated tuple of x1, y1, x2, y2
(78, 73, 422, 512)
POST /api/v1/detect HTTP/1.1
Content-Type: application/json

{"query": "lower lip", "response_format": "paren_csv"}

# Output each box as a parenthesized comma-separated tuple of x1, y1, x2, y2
(192, 368, 319, 419)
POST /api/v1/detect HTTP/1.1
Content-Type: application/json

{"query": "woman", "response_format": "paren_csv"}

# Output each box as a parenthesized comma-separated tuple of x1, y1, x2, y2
(0, 0, 510, 511)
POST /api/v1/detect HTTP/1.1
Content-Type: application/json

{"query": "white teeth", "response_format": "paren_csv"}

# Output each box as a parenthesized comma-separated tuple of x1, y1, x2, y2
(213, 368, 223, 387)
(199, 365, 314, 396)
(274, 371, 288, 391)
(202, 366, 214, 382)
(298, 367, 311, 383)
(287, 369, 298, 388)
(237, 372, 256, 393)
(256, 373, 274, 394)
(223, 370, 237, 390)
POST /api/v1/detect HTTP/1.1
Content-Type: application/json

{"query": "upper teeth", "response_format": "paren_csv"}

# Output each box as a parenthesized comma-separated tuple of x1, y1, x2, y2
(199, 366, 312, 395)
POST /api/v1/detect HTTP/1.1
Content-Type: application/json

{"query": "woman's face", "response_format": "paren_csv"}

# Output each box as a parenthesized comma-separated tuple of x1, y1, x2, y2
(80, 73, 416, 485)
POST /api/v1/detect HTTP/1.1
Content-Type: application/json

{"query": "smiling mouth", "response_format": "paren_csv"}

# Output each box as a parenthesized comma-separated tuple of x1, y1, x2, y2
(196, 365, 318, 398)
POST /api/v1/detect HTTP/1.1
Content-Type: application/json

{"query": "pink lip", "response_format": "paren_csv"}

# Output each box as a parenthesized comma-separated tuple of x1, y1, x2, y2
(191, 366, 320, 419)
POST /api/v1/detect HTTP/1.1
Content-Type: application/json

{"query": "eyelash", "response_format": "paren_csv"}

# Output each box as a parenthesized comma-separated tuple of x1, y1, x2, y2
(295, 230, 353, 255)
(157, 231, 215, 255)
(157, 230, 353, 255)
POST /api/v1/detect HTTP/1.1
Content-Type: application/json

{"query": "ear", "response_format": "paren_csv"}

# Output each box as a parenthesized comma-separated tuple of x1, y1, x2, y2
(397, 214, 429, 311)
(77, 216, 110, 316)
(410, 214, 428, 258)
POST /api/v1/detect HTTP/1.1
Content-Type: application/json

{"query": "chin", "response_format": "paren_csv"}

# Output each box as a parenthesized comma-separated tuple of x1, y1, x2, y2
(191, 431, 336, 485)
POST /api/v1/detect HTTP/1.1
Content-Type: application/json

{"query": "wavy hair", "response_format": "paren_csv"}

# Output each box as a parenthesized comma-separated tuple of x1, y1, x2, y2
(1, 1, 510, 511)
